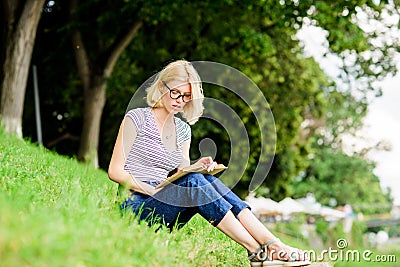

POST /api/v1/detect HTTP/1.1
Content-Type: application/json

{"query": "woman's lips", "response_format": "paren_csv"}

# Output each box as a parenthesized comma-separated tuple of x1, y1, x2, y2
(172, 104, 181, 109)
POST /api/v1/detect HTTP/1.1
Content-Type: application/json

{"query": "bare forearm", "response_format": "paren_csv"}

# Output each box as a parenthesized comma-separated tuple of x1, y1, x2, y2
(108, 169, 157, 195)
(128, 175, 157, 195)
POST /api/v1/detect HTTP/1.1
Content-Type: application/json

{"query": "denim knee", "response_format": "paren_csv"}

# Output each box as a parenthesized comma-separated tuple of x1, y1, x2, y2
(183, 172, 209, 187)
(202, 174, 250, 217)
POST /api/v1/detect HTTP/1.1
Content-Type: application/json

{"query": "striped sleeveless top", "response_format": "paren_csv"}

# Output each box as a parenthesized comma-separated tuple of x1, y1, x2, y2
(124, 107, 191, 184)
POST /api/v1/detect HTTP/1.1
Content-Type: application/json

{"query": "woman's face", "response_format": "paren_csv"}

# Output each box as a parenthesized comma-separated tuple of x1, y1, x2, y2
(161, 81, 192, 114)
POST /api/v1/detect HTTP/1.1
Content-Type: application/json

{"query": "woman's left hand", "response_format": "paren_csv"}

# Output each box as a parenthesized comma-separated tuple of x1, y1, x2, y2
(195, 156, 218, 172)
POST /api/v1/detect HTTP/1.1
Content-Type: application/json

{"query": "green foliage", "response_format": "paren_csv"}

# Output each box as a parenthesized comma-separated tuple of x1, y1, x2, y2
(27, 0, 400, 200)
(289, 67, 393, 214)
(100, 0, 333, 199)
(315, 88, 368, 151)
(350, 220, 368, 247)
(274, 215, 307, 242)
(291, 146, 392, 215)
(388, 224, 400, 237)
(315, 219, 330, 244)
(315, 218, 348, 249)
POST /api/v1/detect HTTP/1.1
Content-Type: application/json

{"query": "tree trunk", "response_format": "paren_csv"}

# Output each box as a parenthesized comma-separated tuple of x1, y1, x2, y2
(77, 77, 106, 168)
(69, 0, 142, 167)
(0, 0, 45, 137)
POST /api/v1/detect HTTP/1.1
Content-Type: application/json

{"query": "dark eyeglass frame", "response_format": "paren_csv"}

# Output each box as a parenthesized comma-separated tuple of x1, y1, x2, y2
(162, 81, 192, 103)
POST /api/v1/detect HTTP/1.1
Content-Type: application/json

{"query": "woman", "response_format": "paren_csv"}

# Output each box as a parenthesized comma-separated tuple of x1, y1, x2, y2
(108, 60, 310, 267)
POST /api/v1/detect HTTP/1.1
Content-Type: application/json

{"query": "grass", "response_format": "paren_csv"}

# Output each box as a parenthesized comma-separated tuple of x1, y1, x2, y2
(0, 129, 248, 267)
(332, 244, 400, 267)
(2, 129, 398, 266)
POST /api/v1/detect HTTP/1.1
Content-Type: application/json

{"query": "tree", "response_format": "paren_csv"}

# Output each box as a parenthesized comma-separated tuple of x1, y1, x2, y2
(68, 0, 143, 167)
(291, 146, 393, 215)
(67, 0, 203, 167)
(0, 0, 46, 137)
(99, 1, 332, 198)
(28, 0, 400, 199)
(291, 81, 393, 214)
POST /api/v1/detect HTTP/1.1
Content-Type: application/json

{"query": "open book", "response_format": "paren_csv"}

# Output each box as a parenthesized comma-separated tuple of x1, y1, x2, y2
(155, 163, 228, 189)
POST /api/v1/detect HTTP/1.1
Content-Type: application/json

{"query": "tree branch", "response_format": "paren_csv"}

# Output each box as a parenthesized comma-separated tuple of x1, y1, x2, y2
(103, 21, 143, 78)
(46, 132, 80, 148)
(69, 0, 91, 90)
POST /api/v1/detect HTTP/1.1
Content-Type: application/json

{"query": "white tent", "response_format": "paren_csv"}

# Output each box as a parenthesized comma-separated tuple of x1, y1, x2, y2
(296, 195, 346, 219)
(278, 197, 306, 215)
(247, 194, 347, 220)
(296, 196, 321, 215)
(320, 206, 346, 219)
(245, 196, 282, 216)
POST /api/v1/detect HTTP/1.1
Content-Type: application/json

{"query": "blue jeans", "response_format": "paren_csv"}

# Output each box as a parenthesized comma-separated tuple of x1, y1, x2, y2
(121, 173, 249, 230)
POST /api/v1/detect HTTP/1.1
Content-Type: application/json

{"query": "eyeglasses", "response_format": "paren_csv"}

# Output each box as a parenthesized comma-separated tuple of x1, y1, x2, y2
(162, 81, 192, 103)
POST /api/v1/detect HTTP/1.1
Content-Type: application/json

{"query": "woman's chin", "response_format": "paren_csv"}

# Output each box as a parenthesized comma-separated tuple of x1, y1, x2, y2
(170, 105, 183, 113)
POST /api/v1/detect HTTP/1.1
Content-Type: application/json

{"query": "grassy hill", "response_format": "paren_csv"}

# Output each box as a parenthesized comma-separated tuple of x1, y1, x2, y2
(3, 129, 398, 266)
(0, 129, 247, 267)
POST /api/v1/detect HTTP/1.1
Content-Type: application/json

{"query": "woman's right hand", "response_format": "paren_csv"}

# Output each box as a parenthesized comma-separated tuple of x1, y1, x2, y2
(195, 156, 218, 172)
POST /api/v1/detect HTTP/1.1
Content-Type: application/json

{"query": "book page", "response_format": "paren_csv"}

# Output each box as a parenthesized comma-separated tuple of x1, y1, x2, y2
(155, 163, 227, 189)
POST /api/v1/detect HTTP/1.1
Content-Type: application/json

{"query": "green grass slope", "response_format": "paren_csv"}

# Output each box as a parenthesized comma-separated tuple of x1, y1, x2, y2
(0, 129, 247, 267)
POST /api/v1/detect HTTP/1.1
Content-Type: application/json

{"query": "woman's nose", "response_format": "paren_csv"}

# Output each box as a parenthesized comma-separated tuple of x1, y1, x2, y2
(175, 95, 183, 103)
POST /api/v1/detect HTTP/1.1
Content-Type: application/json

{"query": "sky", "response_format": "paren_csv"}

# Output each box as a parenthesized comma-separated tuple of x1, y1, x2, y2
(364, 75, 400, 205)
(297, 25, 400, 206)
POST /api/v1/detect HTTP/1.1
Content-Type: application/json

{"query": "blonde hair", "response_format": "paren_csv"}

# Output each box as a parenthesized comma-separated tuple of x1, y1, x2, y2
(146, 60, 204, 125)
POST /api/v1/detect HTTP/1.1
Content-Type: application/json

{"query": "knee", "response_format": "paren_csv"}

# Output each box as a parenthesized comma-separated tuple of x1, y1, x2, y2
(185, 172, 209, 186)
(203, 174, 217, 183)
